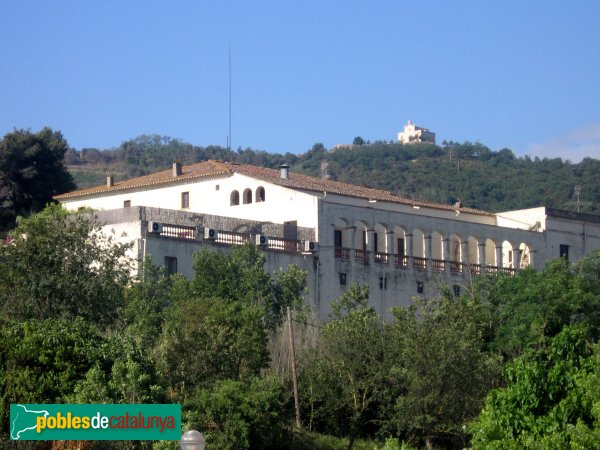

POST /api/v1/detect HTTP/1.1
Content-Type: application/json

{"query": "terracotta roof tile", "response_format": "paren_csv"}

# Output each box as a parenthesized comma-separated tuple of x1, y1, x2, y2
(55, 160, 490, 216)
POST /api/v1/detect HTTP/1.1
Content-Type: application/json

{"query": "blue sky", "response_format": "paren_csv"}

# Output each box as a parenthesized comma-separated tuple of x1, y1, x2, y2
(1, 1, 600, 161)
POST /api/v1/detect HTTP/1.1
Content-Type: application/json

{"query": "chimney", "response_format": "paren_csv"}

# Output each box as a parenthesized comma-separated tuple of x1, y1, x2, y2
(279, 164, 290, 180)
(173, 160, 183, 177)
(106, 174, 114, 187)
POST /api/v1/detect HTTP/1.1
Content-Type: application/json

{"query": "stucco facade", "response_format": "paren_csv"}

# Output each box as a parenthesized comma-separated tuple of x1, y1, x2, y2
(57, 161, 600, 320)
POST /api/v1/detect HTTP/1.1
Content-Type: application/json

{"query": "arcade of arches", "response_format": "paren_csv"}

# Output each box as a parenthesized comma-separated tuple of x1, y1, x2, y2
(333, 218, 533, 274)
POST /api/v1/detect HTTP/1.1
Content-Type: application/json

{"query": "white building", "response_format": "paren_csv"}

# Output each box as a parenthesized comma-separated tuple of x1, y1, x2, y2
(56, 160, 600, 320)
(398, 120, 436, 144)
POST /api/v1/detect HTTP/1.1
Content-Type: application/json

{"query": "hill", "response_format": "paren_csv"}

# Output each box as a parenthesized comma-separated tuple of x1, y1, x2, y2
(65, 135, 600, 214)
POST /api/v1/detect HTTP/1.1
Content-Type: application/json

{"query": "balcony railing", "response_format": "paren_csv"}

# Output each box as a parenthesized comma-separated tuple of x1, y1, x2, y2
(431, 259, 445, 272)
(470, 264, 481, 275)
(215, 230, 249, 246)
(335, 247, 351, 260)
(354, 249, 370, 265)
(267, 237, 301, 253)
(413, 256, 427, 270)
(501, 267, 516, 276)
(450, 261, 463, 273)
(160, 224, 196, 240)
(375, 252, 390, 264)
(394, 255, 408, 268)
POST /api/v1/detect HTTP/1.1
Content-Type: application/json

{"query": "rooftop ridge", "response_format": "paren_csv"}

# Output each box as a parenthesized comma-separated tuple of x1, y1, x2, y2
(55, 159, 491, 216)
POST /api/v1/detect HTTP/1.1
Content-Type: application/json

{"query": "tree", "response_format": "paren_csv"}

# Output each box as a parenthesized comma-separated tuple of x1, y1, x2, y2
(469, 255, 600, 358)
(353, 136, 365, 146)
(470, 326, 600, 449)
(192, 244, 307, 329)
(301, 284, 389, 448)
(382, 295, 500, 449)
(0, 128, 75, 232)
(154, 295, 270, 403)
(0, 204, 132, 324)
(0, 318, 103, 429)
(186, 375, 289, 450)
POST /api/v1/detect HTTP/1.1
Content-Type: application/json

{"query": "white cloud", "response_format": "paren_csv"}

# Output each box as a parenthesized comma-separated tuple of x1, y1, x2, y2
(526, 123, 600, 162)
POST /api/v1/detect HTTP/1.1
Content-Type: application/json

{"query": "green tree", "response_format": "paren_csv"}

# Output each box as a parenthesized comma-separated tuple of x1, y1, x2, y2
(470, 255, 600, 358)
(353, 137, 365, 146)
(301, 284, 389, 449)
(123, 258, 174, 347)
(192, 244, 307, 329)
(0, 128, 75, 231)
(0, 318, 102, 428)
(186, 374, 289, 450)
(470, 326, 600, 449)
(0, 204, 132, 324)
(383, 295, 500, 449)
(155, 296, 270, 403)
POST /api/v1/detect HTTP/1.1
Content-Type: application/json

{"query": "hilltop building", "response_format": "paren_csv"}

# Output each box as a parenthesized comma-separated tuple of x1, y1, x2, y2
(398, 120, 436, 144)
(56, 160, 600, 320)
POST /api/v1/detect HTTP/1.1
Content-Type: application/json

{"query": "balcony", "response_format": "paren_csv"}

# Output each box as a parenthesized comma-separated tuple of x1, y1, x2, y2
(413, 256, 427, 270)
(334, 247, 351, 260)
(354, 249, 370, 265)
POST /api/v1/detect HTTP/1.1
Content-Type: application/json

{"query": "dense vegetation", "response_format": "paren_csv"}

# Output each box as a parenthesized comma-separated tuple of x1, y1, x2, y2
(65, 135, 600, 214)
(1, 205, 599, 449)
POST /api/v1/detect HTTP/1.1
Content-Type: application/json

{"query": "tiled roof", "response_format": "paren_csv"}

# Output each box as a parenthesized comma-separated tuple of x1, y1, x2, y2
(55, 160, 491, 215)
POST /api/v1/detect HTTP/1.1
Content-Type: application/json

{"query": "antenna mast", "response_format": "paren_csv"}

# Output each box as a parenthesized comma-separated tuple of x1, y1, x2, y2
(228, 45, 232, 153)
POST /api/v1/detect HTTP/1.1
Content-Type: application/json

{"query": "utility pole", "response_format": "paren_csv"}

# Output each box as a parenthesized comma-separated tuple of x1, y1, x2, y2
(287, 307, 301, 429)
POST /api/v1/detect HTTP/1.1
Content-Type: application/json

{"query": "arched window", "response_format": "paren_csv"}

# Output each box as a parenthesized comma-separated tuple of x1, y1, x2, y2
(230, 190, 240, 206)
(256, 186, 265, 202)
(243, 188, 252, 204)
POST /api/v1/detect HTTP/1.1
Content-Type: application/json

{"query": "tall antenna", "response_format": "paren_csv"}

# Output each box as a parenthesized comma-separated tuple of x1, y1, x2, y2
(228, 45, 232, 153)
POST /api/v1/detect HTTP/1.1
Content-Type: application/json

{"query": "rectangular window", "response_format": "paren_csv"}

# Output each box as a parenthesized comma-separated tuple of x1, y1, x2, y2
(560, 244, 569, 261)
(339, 273, 347, 286)
(215, 184, 220, 191)
(123, 200, 131, 207)
(181, 191, 190, 209)
(417, 281, 424, 294)
(373, 232, 378, 253)
(334, 230, 342, 248)
(165, 256, 178, 276)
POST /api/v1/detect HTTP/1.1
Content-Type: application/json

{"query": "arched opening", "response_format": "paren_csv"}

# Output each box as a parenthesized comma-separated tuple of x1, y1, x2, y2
(519, 243, 532, 268)
(230, 190, 240, 206)
(333, 218, 352, 260)
(412, 229, 425, 257)
(354, 221, 370, 250)
(373, 223, 388, 253)
(243, 188, 252, 204)
(393, 226, 407, 255)
(502, 240, 516, 269)
(413, 228, 426, 269)
(467, 236, 479, 265)
(485, 238, 497, 266)
(255, 186, 265, 202)
(431, 231, 444, 260)
(431, 231, 444, 271)
(448, 234, 461, 267)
